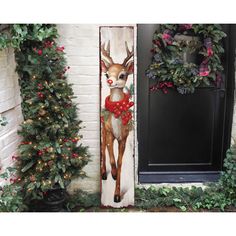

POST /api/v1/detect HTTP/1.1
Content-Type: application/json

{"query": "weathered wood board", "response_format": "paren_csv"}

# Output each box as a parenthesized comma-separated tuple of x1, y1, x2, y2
(100, 26, 134, 207)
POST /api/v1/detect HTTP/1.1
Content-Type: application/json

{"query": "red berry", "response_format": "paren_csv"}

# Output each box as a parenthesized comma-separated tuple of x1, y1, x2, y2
(38, 151, 43, 156)
(38, 83, 43, 90)
(56, 46, 65, 52)
(129, 102, 134, 107)
(37, 92, 44, 99)
(72, 153, 78, 158)
(122, 120, 128, 125)
(38, 50, 43, 55)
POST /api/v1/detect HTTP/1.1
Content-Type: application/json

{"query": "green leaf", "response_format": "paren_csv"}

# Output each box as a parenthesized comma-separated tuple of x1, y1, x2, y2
(203, 77, 210, 86)
(62, 117, 68, 123)
(27, 182, 35, 190)
(21, 161, 34, 172)
(55, 142, 61, 154)
(0, 172, 9, 179)
(179, 206, 187, 211)
(58, 175, 64, 188)
(6, 166, 17, 173)
(173, 198, 182, 203)
(54, 175, 60, 183)
(45, 66, 52, 74)
(62, 165, 66, 173)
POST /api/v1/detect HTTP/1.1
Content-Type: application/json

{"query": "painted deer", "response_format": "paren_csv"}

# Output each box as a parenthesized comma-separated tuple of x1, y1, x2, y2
(101, 41, 134, 203)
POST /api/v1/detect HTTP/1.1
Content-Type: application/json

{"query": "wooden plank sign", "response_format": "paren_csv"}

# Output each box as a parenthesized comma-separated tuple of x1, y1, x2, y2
(100, 26, 134, 207)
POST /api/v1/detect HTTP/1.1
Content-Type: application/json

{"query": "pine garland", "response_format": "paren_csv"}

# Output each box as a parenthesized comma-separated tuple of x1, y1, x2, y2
(146, 24, 226, 94)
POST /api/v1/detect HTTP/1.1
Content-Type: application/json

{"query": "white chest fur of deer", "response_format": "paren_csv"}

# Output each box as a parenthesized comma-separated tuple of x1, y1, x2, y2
(101, 41, 134, 203)
(110, 90, 123, 140)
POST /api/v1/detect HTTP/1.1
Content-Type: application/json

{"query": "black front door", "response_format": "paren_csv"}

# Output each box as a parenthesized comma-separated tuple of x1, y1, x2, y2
(137, 24, 236, 183)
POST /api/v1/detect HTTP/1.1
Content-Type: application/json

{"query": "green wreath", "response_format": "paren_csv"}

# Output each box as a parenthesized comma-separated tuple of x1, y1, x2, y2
(146, 24, 226, 94)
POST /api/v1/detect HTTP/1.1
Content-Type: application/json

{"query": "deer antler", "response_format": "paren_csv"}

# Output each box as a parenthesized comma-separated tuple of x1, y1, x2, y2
(122, 41, 134, 66)
(101, 40, 114, 66)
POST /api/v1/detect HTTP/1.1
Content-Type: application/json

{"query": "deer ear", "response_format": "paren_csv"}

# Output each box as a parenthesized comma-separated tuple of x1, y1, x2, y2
(101, 60, 108, 73)
(126, 60, 134, 75)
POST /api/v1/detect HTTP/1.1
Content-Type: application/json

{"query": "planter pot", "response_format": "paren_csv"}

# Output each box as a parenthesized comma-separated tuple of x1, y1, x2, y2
(27, 186, 67, 212)
(43, 187, 66, 212)
(173, 34, 200, 64)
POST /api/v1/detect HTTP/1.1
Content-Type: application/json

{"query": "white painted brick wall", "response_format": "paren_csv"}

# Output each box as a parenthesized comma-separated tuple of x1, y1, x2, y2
(0, 47, 23, 181)
(57, 25, 100, 193)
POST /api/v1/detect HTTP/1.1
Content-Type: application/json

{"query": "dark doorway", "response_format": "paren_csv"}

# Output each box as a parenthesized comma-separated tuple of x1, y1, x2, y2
(137, 24, 236, 183)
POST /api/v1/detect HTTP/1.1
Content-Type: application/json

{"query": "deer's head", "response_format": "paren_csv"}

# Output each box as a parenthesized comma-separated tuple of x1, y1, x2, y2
(101, 41, 134, 89)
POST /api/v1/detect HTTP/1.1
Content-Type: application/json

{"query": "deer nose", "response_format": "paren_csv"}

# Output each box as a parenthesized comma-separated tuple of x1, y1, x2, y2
(107, 79, 113, 85)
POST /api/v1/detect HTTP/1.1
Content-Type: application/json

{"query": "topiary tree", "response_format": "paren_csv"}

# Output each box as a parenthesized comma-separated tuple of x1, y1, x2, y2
(0, 24, 90, 203)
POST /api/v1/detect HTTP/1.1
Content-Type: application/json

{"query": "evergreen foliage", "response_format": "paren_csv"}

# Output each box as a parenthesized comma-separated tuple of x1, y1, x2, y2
(0, 24, 90, 202)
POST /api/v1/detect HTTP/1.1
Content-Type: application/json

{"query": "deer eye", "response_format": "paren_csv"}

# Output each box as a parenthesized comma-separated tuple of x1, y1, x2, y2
(105, 73, 109, 79)
(119, 74, 126, 80)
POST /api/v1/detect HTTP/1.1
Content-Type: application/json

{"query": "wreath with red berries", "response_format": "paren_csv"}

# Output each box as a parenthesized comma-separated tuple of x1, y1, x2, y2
(146, 24, 226, 94)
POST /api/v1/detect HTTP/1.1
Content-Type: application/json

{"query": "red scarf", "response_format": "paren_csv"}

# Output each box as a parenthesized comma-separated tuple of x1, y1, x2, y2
(105, 93, 134, 125)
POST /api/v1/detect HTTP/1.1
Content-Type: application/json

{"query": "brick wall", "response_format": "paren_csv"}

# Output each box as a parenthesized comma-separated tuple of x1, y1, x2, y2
(0, 48, 23, 182)
(57, 25, 100, 193)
